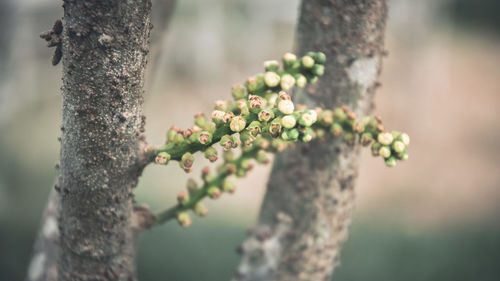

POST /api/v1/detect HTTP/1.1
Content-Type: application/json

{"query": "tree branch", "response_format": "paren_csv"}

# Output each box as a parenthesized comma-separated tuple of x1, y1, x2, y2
(233, 1, 389, 280)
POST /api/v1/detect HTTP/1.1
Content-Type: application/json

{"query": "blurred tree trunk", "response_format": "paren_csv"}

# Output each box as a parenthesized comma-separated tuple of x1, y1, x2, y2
(234, 1, 389, 281)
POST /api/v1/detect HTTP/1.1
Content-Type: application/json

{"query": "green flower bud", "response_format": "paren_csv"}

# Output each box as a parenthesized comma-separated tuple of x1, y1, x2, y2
(301, 55, 315, 68)
(281, 115, 297, 129)
(258, 109, 274, 122)
(248, 121, 262, 136)
(236, 168, 246, 178)
(344, 132, 355, 145)
(278, 99, 294, 114)
(167, 129, 177, 143)
(299, 110, 318, 127)
(264, 71, 280, 88)
(223, 150, 235, 162)
(272, 138, 288, 151)
(378, 146, 391, 158)
(256, 149, 269, 164)
(245, 75, 265, 93)
(207, 186, 221, 199)
(392, 141, 405, 153)
(371, 142, 381, 156)
(204, 146, 218, 162)
(295, 74, 307, 88)
(264, 60, 280, 72)
(284, 128, 299, 141)
(198, 131, 212, 145)
(240, 159, 252, 171)
(313, 52, 326, 64)
(193, 203, 208, 217)
(331, 123, 343, 136)
(173, 133, 185, 146)
(353, 122, 365, 134)
(230, 116, 246, 132)
(232, 84, 247, 100)
(180, 152, 194, 172)
(316, 128, 326, 139)
(319, 110, 334, 124)
(312, 64, 324, 76)
(240, 131, 255, 146)
(265, 93, 279, 107)
(361, 132, 374, 146)
(155, 152, 171, 165)
(282, 52, 297, 69)
(205, 122, 216, 133)
(177, 190, 190, 206)
(269, 118, 282, 137)
(377, 132, 394, 146)
(280, 74, 295, 90)
(302, 127, 314, 142)
(222, 179, 236, 193)
(186, 178, 198, 193)
(333, 108, 347, 122)
(385, 156, 397, 167)
(399, 150, 409, 161)
(399, 133, 410, 146)
(177, 212, 191, 227)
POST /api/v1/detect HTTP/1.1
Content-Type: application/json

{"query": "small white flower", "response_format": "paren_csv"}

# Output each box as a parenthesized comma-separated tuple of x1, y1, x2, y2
(377, 132, 394, 146)
(280, 74, 295, 90)
(264, 71, 280, 87)
(281, 115, 297, 129)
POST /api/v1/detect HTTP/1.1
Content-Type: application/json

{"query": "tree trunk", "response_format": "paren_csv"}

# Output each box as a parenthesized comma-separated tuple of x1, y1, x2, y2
(58, 1, 151, 280)
(234, 1, 389, 281)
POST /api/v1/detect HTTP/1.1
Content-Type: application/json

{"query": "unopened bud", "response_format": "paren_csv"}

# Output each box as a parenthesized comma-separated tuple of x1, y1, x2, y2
(385, 156, 397, 167)
(278, 100, 294, 114)
(280, 74, 295, 90)
(281, 115, 297, 129)
(302, 127, 314, 142)
(393, 141, 405, 153)
(177, 190, 190, 206)
(264, 60, 280, 72)
(295, 74, 307, 88)
(400, 133, 410, 146)
(180, 152, 194, 172)
(204, 146, 218, 162)
(155, 152, 171, 165)
(371, 142, 381, 156)
(331, 123, 343, 136)
(249, 95, 265, 113)
(377, 132, 394, 146)
(313, 52, 326, 64)
(269, 118, 282, 137)
(193, 203, 208, 217)
(211, 110, 226, 124)
(207, 186, 221, 199)
(256, 150, 269, 164)
(301, 55, 315, 68)
(344, 132, 355, 145)
(378, 146, 391, 158)
(264, 71, 280, 88)
(222, 179, 236, 193)
(361, 132, 374, 146)
(230, 116, 246, 132)
(215, 100, 228, 111)
(232, 84, 246, 100)
(333, 108, 347, 122)
(177, 212, 191, 227)
(185, 180, 198, 195)
(282, 52, 297, 69)
(299, 110, 317, 127)
(312, 64, 324, 76)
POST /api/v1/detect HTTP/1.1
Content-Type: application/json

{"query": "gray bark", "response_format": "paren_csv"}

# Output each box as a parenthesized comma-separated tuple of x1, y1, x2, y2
(27, 0, 178, 279)
(58, 1, 151, 280)
(234, 1, 389, 281)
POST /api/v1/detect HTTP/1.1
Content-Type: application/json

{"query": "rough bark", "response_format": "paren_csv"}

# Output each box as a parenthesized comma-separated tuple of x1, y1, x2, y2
(57, 1, 151, 280)
(233, 1, 389, 281)
(26, 0, 179, 279)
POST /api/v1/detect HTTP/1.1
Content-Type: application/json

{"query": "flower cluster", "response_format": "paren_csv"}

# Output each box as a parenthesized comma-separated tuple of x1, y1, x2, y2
(151, 52, 410, 227)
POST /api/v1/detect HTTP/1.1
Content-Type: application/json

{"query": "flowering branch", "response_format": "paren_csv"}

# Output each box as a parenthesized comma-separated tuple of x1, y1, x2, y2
(149, 52, 410, 227)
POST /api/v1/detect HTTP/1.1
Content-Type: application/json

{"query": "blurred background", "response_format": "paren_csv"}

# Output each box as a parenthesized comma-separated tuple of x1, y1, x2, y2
(1, 0, 499, 280)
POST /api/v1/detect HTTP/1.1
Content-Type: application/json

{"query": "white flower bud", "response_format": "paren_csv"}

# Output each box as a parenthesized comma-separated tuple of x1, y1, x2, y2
(280, 74, 295, 90)
(296, 75, 307, 88)
(400, 133, 410, 146)
(377, 132, 394, 146)
(264, 71, 280, 87)
(392, 141, 405, 153)
(278, 99, 294, 114)
(281, 115, 297, 129)
(378, 146, 391, 158)
(283, 52, 297, 62)
(230, 116, 246, 132)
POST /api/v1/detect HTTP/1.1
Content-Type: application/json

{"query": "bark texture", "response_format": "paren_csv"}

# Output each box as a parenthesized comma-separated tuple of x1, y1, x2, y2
(58, 1, 152, 280)
(234, 1, 389, 281)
